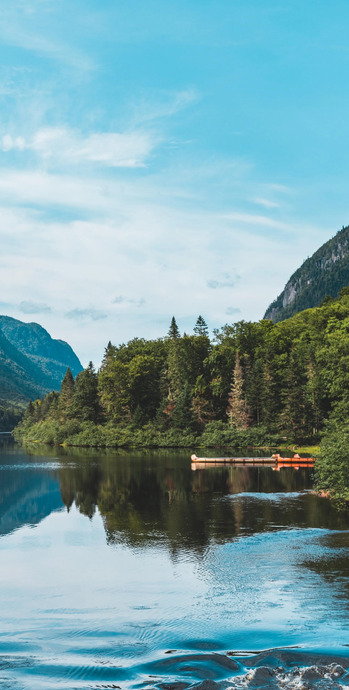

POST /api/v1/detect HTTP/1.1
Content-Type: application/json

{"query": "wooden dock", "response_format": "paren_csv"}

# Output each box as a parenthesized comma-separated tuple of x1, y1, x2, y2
(191, 454, 273, 465)
(190, 453, 315, 468)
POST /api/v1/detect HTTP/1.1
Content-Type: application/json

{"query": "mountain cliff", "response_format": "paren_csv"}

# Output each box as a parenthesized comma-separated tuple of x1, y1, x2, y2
(0, 316, 82, 415)
(264, 224, 349, 322)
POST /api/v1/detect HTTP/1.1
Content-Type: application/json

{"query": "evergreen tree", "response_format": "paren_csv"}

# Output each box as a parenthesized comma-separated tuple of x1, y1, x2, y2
(226, 351, 251, 429)
(101, 341, 117, 367)
(279, 350, 308, 439)
(168, 316, 180, 339)
(167, 317, 183, 401)
(58, 367, 75, 419)
(245, 358, 264, 425)
(71, 362, 101, 423)
(171, 381, 194, 429)
(24, 400, 35, 422)
(193, 315, 209, 337)
(191, 374, 213, 427)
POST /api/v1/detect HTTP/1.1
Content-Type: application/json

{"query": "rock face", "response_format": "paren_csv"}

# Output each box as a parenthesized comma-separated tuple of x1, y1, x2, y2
(264, 224, 349, 322)
(0, 315, 82, 407)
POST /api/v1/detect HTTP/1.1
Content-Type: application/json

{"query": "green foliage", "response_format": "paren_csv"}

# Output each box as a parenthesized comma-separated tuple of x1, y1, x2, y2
(171, 381, 194, 430)
(315, 423, 349, 507)
(0, 405, 23, 431)
(12, 290, 349, 507)
(58, 367, 75, 420)
(71, 362, 101, 423)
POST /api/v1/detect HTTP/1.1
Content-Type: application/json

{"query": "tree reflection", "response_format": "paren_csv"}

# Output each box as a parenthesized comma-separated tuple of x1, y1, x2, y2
(24, 447, 343, 554)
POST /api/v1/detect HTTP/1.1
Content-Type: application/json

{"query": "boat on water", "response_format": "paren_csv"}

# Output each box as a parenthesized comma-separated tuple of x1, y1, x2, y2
(271, 453, 315, 464)
(190, 453, 315, 467)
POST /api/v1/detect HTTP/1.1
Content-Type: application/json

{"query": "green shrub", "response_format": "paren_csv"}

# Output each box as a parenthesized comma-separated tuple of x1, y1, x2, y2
(315, 426, 349, 506)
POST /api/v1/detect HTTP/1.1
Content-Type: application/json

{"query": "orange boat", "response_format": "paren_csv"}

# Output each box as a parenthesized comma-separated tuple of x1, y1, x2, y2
(190, 453, 315, 468)
(271, 453, 315, 464)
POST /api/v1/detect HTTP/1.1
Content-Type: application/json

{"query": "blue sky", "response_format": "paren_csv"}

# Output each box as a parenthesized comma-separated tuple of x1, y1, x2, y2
(1, 0, 349, 365)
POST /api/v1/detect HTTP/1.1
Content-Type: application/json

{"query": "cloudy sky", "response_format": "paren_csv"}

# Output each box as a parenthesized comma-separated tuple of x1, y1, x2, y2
(1, 0, 349, 365)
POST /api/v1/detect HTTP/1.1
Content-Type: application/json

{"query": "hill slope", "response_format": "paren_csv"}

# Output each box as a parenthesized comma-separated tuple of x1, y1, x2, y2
(264, 224, 349, 322)
(0, 316, 82, 410)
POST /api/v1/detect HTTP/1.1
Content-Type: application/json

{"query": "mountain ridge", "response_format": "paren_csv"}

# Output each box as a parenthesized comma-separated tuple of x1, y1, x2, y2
(264, 224, 349, 322)
(0, 316, 82, 421)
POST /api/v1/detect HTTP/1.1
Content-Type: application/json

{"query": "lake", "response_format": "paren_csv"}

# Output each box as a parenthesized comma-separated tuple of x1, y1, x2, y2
(0, 435, 348, 689)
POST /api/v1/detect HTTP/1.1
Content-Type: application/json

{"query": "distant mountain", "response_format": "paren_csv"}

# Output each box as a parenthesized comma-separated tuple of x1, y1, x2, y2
(264, 224, 349, 322)
(0, 316, 82, 413)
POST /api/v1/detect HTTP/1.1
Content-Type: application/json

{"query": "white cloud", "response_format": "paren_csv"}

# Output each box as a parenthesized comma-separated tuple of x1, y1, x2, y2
(0, 180, 331, 367)
(65, 308, 107, 321)
(2, 134, 26, 151)
(225, 306, 241, 316)
(0, 7, 95, 71)
(112, 296, 146, 307)
(221, 212, 290, 232)
(0, 130, 332, 367)
(1, 127, 157, 168)
(207, 272, 239, 289)
(131, 88, 200, 125)
(253, 197, 280, 209)
(19, 300, 51, 314)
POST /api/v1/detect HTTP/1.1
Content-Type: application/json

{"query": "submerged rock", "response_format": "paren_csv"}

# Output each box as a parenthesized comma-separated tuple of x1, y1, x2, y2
(246, 666, 278, 688)
(154, 654, 349, 690)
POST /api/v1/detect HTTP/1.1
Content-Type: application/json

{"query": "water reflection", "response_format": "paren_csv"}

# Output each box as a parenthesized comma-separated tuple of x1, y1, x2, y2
(301, 530, 349, 611)
(0, 441, 349, 689)
(4, 443, 345, 552)
(0, 436, 62, 536)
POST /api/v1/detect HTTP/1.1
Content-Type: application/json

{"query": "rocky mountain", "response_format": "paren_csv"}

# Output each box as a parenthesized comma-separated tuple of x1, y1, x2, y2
(264, 224, 349, 322)
(0, 315, 82, 413)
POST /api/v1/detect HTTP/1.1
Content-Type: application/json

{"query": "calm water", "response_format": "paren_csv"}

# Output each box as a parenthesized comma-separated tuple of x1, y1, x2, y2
(0, 436, 349, 689)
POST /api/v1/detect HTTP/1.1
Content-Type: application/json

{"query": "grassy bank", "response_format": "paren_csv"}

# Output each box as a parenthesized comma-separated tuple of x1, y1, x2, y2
(13, 418, 284, 449)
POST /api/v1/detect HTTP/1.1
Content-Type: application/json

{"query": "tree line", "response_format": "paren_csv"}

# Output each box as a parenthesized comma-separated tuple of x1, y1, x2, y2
(13, 290, 349, 456)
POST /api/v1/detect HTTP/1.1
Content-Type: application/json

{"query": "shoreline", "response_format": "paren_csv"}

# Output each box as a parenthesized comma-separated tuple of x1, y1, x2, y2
(13, 436, 321, 454)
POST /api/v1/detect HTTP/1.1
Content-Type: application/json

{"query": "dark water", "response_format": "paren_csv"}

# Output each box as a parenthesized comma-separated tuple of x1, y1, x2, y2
(0, 436, 348, 689)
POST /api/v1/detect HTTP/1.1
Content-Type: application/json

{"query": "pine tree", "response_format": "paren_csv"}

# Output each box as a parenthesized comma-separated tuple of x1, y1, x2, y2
(171, 381, 194, 429)
(167, 317, 183, 401)
(58, 367, 75, 421)
(24, 400, 35, 422)
(58, 367, 75, 419)
(101, 341, 116, 368)
(168, 316, 180, 339)
(305, 358, 323, 434)
(193, 315, 209, 337)
(191, 374, 212, 427)
(71, 362, 101, 423)
(280, 349, 309, 439)
(226, 351, 251, 429)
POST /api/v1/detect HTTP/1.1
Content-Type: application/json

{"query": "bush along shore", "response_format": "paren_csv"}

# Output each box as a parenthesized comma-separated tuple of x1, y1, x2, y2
(14, 294, 349, 505)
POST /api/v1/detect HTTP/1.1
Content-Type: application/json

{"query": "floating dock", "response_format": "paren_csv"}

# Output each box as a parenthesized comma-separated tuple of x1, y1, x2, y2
(190, 453, 315, 468)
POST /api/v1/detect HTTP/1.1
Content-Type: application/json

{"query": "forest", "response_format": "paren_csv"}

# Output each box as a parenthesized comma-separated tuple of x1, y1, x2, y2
(14, 289, 349, 503)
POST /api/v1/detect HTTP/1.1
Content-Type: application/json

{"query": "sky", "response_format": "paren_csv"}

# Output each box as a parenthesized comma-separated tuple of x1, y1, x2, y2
(1, 0, 349, 366)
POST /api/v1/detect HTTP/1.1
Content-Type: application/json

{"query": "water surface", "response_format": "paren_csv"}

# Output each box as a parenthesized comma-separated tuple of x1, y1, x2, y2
(0, 436, 348, 689)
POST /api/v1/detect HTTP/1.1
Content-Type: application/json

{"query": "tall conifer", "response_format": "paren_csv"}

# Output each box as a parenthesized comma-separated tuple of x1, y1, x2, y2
(226, 352, 251, 429)
(193, 315, 209, 337)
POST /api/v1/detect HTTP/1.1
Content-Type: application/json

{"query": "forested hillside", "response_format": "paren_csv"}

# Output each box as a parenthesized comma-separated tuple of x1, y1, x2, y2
(264, 224, 349, 322)
(0, 316, 82, 430)
(15, 293, 349, 452)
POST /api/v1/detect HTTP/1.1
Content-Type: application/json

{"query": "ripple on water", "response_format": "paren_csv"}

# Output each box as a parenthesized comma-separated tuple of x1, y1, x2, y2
(225, 491, 308, 502)
(1, 650, 349, 690)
